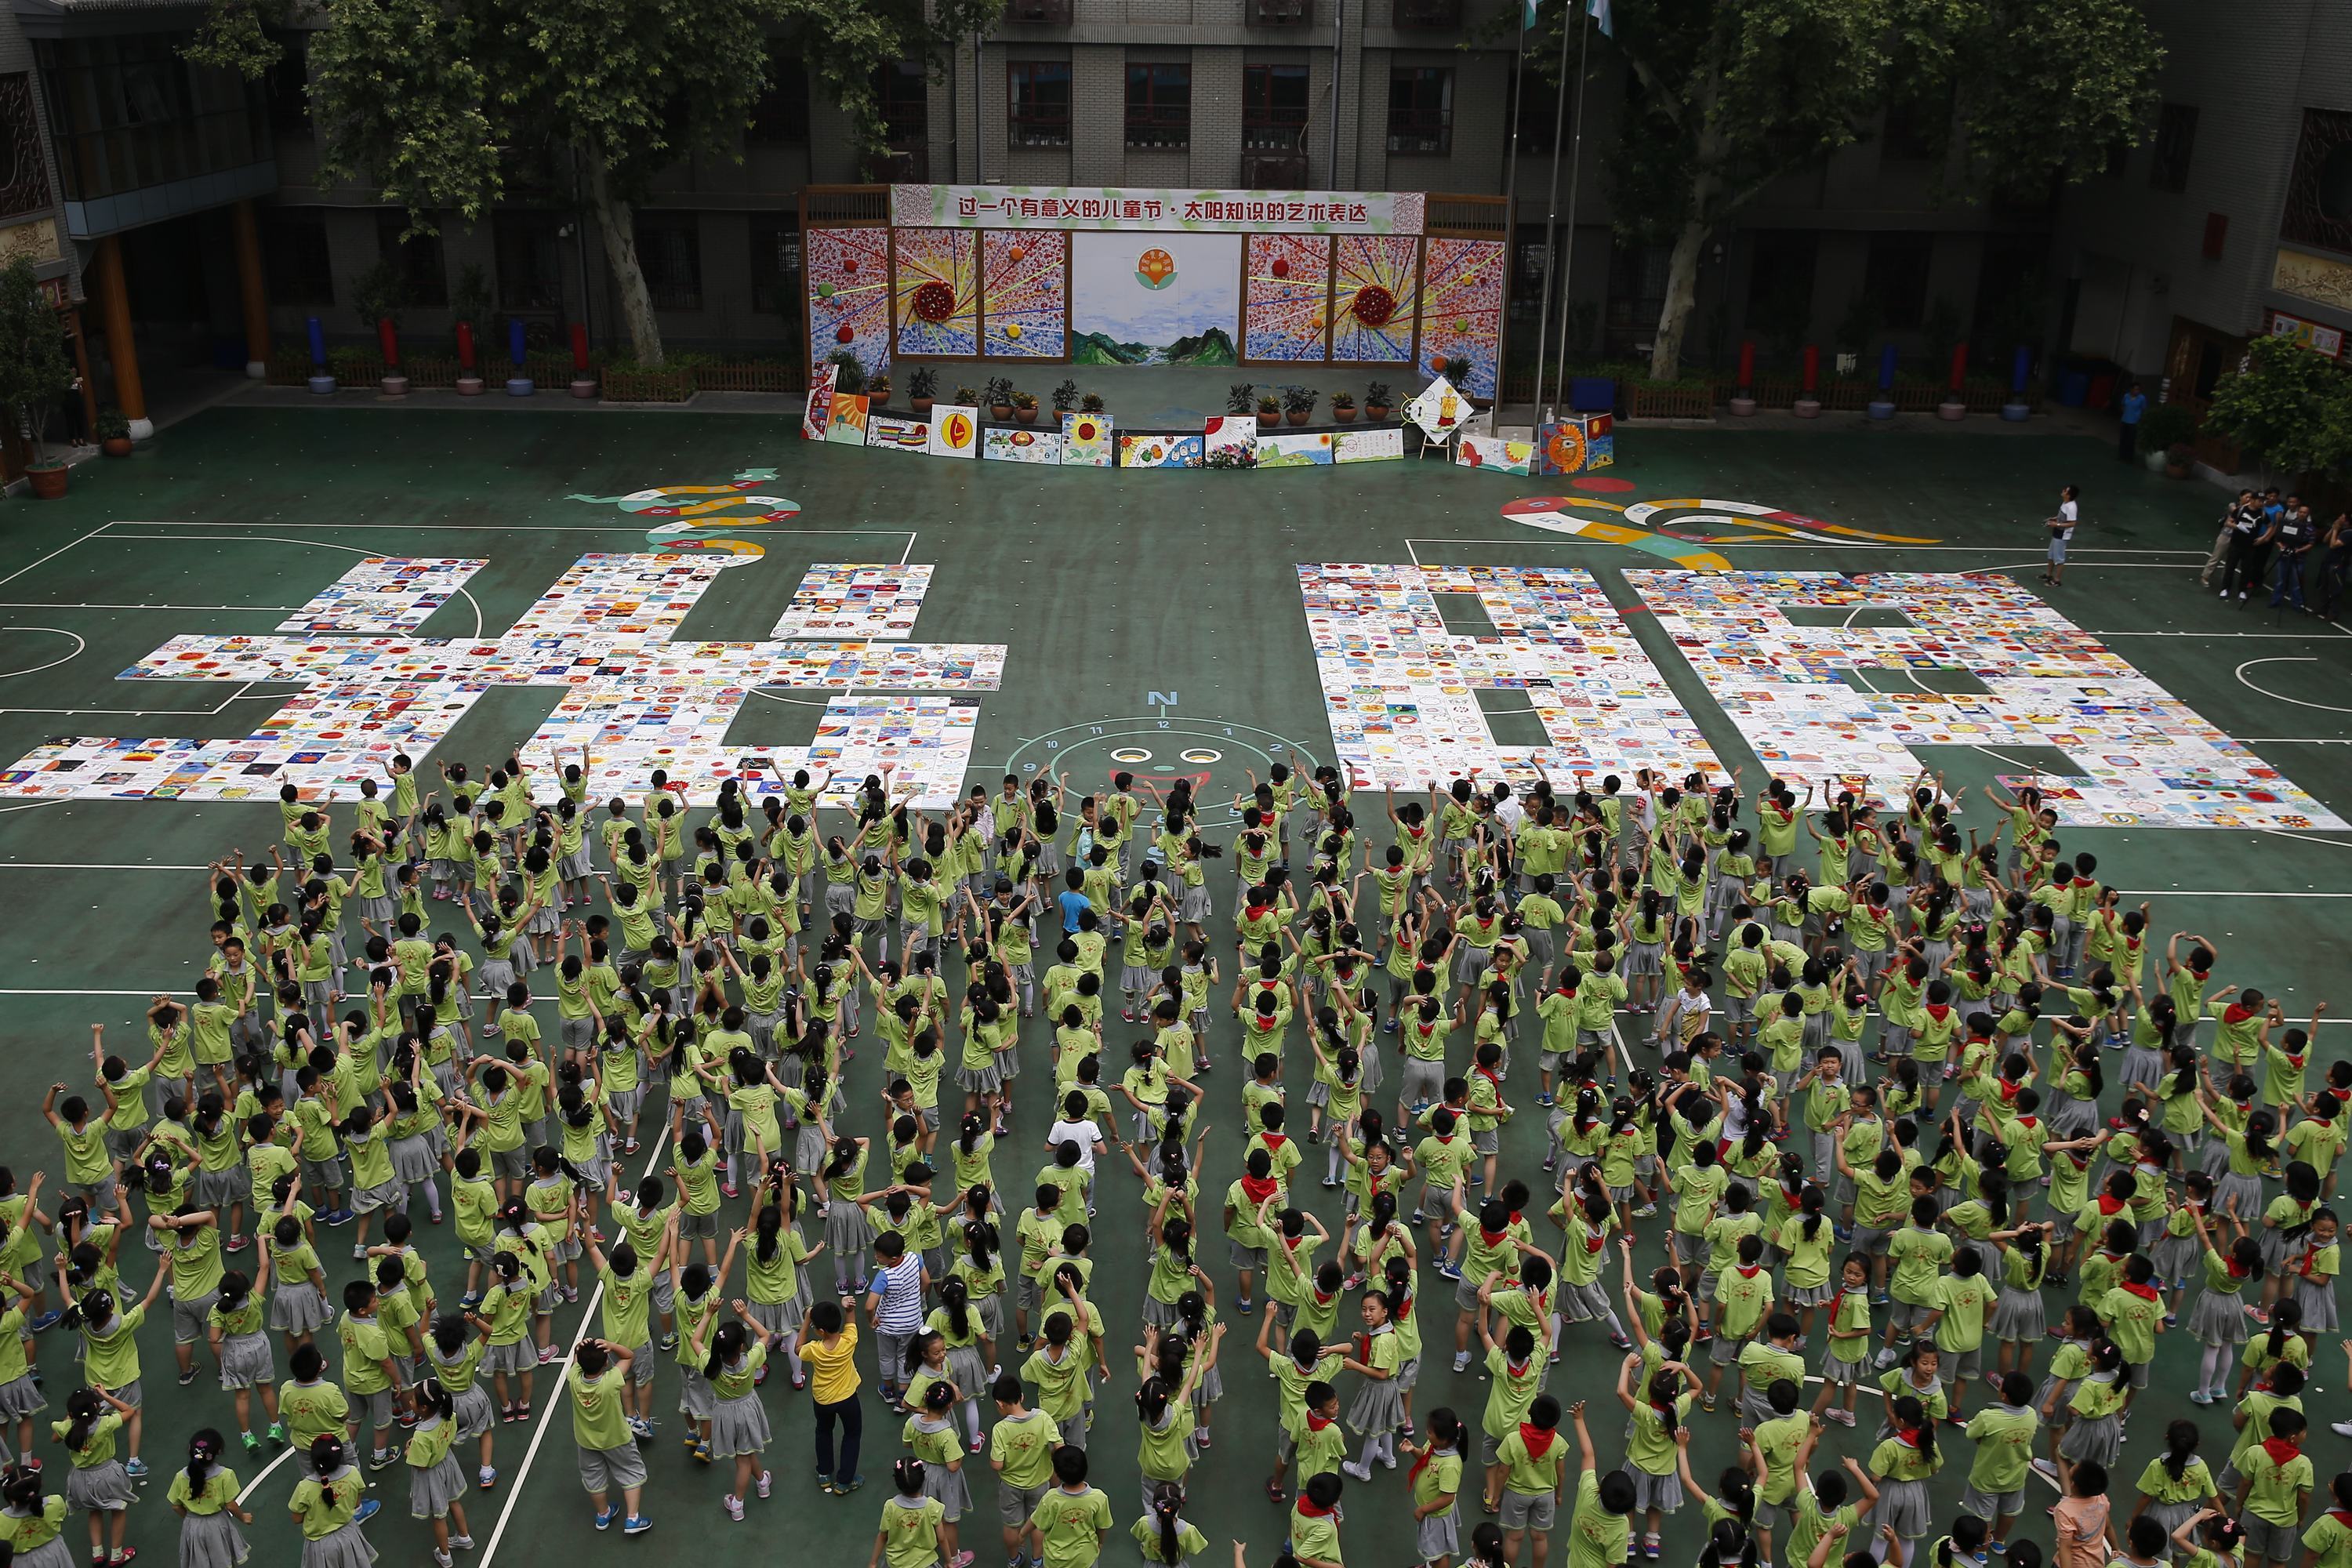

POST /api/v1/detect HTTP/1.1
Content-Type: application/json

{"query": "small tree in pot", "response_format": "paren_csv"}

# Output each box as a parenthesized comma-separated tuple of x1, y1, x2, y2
(1254, 390, 1281, 423)
(1227, 383, 1255, 415)
(1011, 389, 1038, 425)
(0, 258, 77, 496)
(1365, 380, 1392, 420)
(1330, 390, 1356, 422)
(95, 410, 132, 457)
(984, 376, 1014, 421)
(1051, 379, 1078, 417)
(1282, 383, 1317, 425)
(1080, 391, 1105, 415)
(907, 365, 938, 416)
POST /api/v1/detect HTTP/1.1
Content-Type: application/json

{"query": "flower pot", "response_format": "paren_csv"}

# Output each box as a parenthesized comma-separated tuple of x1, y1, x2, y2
(1728, 396, 1758, 417)
(1333, 405, 1357, 423)
(1792, 397, 1822, 419)
(26, 463, 67, 499)
(379, 374, 409, 398)
(1936, 398, 1966, 421)
(2164, 459, 2190, 480)
(1285, 409, 1309, 426)
(911, 397, 934, 417)
(456, 375, 485, 396)
(989, 404, 1012, 422)
(1014, 406, 1036, 425)
(1366, 404, 1389, 421)
(570, 377, 597, 400)
(101, 436, 132, 457)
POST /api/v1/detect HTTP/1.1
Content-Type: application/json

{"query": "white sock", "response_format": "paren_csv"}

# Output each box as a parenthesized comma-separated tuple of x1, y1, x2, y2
(1326, 1145, 1343, 1182)
(962, 1400, 982, 1443)
(2198, 1344, 2224, 1390)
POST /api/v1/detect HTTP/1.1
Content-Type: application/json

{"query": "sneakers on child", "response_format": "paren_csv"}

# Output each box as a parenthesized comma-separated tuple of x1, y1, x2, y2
(724, 1496, 745, 1521)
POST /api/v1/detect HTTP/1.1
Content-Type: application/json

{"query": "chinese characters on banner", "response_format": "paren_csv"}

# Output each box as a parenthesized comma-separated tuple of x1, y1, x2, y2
(891, 184, 1426, 235)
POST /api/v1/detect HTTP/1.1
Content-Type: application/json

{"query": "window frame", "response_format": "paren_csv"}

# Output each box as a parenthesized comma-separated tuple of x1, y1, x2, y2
(1007, 60, 1073, 147)
(1385, 66, 1453, 156)
(1242, 63, 1308, 151)
(1123, 61, 1191, 150)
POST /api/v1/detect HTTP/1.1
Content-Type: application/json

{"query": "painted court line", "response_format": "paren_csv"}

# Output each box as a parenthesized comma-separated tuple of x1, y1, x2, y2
(474, 1124, 677, 1565)
(0, 601, 303, 612)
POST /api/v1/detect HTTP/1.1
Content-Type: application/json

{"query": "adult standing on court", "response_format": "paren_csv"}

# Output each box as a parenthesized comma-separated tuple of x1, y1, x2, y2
(2042, 485, 2080, 587)
(2117, 382, 2146, 463)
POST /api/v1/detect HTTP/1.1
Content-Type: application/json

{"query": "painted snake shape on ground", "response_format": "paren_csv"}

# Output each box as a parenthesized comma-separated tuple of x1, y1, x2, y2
(565, 468, 800, 564)
(1501, 495, 1937, 571)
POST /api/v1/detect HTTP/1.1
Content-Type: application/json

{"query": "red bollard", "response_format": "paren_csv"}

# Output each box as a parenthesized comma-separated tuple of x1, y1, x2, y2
(569, 321, 596, 398)
(1730, 342, 1759, 416)
(456, 322, 484, 394)
(377, 319, 407, 397)
(1795, 345, 1821, 418)
(1940, 343, 1969, 419)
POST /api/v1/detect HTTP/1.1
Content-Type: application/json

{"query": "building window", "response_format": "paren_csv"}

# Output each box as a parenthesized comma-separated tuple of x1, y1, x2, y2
(2282, 108, 2352, 255)
(878, 59, 927, 145)
(262, 205, 333, 306)
(1863, 233, 1933, 331)
(1506, 69, 1563, 157)
(1124, 62, 1190, 150)
(35, 35, 271, 204)
(1008, 61, 1070, 147)
(1879, 93, 1943, 163)
(1242, 64, 1308, 151)
(748, 47, 809, 145)
(374, 210, 447, 307)
(750, 220, 801, 317)
(263, 31, 308, 133)
(0, 74, 53, 221)
(493, 212, 564, 313)
(1744, 230, 1817, 345)
(1386, 67, 1452, 156)
(635, 212, 702, 311)
(2148, 103, 2197, 194)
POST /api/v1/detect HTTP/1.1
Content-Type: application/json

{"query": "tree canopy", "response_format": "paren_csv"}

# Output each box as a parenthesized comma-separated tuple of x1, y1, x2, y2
(1525, 0, 2161, 378)
(192, 0, 999, 364)
(2203, 333, 2352, 485)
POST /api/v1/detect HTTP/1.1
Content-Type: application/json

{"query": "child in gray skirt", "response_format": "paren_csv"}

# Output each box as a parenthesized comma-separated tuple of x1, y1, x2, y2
(405, 1382, 475, 1568)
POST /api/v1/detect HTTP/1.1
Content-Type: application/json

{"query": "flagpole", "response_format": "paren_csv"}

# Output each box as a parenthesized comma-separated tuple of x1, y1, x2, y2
(1500, 5, 1526, 406)
(1548, 0, 1592, 420)
(1526, 2, 1573, 423)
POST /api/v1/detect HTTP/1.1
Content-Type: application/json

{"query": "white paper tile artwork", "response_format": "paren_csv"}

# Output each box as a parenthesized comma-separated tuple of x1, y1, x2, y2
(0, 551, 1003, 807)
(1301, 562, 1726, 793)
(276, 556, 487, 633)
(770, 564, 935, 640)
(1628, 569, 2346, 829)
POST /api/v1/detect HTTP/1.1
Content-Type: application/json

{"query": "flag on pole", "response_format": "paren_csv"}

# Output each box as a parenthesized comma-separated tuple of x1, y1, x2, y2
(1587, 0, 1612, 34)
(1523, 0, 1539, 28)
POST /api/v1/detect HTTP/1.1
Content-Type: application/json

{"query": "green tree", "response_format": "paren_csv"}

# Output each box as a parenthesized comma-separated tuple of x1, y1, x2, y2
(0, 259, 74, 464)
(1536, 0, 2159, 379)
(2203, 333, 2352, 486)
(191, 0, 998, 365)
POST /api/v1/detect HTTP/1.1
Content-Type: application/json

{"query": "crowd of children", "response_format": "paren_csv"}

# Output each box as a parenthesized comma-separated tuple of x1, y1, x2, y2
(0, 750, 2347, 1568)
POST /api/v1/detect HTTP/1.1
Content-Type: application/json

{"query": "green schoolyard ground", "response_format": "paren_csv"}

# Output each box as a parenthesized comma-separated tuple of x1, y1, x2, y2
(0, 402, 2344, 1567)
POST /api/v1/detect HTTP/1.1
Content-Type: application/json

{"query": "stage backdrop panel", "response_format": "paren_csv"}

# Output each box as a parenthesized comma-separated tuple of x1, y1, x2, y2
(981, 230, 1069, 358)
(1415, 238, 1504, 397)
(806, 227, 892, 379)
(893, 227, 980, 357)
(1243, 234, 1333, 361)
(1329, 234, 1421, 364)
(1070, 230, 1240, 365)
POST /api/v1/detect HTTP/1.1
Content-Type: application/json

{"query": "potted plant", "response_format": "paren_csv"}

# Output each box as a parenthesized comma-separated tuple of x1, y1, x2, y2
(0, 257, 76, 499)
(1255, 392, 1281, 423)
(1011, 390, 1038, 425)
(1366, 380, 1392, 420)
(1080, 392, 1105, 416)
(1051, 379, 1078, 417)
(868, 372, 892, 409)
(448, 263, 494, 395)
(826, 350, 867, 396)
(350, 259, 408, 396)
(1282, 384, 1317, 426)
(954, 384, 979, 409)
(985, 376, 1014, 422)
(2137, 401, 2194, 476)
(2164, 441, 2194, 479)
(1227, 383, 1256, 416)
(1439, 356, 1472, 386)
(1330, 390, 1357, 423)
(907, 365, 937, 417)
(95, 410, 132, 457)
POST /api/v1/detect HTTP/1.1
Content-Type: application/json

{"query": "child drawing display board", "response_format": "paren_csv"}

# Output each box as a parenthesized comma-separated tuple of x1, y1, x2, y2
(1301, 562, 1726, 792)
(0, 551, 1001, 807)
(1628, 569, 2347, 829)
